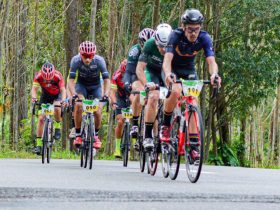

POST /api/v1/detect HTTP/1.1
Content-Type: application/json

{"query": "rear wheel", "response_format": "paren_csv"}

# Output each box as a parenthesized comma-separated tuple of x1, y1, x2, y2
(185, 108, 204, 183)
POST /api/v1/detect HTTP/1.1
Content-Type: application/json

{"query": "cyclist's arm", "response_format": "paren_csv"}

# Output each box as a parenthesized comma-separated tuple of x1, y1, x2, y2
(103, 78, 110, 96)
(206, 56, 218, 76)
(68, 78, 76, 96)
(109, 87, 117, 104)
(60, 87, 67, 101)
(163, 52, 174, 86)
(136, 61, 147, 86)
(31, 85, 39, 99)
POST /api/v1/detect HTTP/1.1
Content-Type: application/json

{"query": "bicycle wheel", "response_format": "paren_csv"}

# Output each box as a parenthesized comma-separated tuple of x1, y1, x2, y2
(185, 108, 204, 183)
(80, 124, 85, 167)
(139, 108, 146, 172)
(47, 122, 53, 164)
(41, 119, 48, 164)
(88, 115, 94, 170)
(147, 147, 158, 176)
(168, 115, 181, 180)
(161, 143, 169, 178)
(122, 123, 130, 167)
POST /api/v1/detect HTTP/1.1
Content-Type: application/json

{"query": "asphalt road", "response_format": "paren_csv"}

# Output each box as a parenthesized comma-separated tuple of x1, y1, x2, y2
(0, 159, 280, 210)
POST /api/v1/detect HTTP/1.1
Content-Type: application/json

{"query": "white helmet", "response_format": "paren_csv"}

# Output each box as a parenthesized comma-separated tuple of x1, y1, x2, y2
(155, 23, 172, 47)
(138, 28, 155, 44)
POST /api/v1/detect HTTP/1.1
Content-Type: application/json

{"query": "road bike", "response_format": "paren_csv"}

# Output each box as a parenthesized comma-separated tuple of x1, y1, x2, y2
(73, 96, 108, 170)
(165, 77, 218, 182)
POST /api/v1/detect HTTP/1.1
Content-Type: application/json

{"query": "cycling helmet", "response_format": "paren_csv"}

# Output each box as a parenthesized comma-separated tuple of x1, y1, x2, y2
(181, 9, 204, 24)
(41, 62, 55, 80)
(79, 41, 96, 55)
(155, 23, 172, 47)
(138, 28, 155, 44)
(119, 59, 127, 73)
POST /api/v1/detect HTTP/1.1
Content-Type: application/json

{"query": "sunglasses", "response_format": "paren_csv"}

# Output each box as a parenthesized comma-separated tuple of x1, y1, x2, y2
(186, 27, 201, 33)
(81, 53, 94, 59)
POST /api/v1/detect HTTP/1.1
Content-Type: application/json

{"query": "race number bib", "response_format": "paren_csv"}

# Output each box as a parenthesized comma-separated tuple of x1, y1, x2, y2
(182, 80, 204, 97)
(41, 104, 54, 116)
(82, 99, 99, 113)
(121, 108, 133, 119)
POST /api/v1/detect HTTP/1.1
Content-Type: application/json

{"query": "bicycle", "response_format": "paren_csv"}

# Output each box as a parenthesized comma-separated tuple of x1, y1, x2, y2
(165, 77, 218, 182)
(120, 91, 140, 167)
(32, 102, 60, 164)
(146, 86, 168, 176)
(73, 96, 108, 170)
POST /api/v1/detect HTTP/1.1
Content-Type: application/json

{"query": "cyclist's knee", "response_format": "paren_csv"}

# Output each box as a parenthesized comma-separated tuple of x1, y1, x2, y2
(38, 115, 45, 124)
(148, 90, 159, 101)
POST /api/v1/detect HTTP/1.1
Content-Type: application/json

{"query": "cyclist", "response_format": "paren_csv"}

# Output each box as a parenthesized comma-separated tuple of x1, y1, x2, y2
(68, 41, 110, 149)
(109, 59, 128, 157)
(122, 28, 155, 150)
(136, 23, 172, 149)
(31, 62, 67, 155)
(161, 9, 221, 159)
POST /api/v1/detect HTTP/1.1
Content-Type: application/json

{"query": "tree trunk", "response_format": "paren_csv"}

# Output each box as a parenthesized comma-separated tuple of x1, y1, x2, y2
(90, 0, 97, 42)
(238, 118, 246, 166)
(63, 0, 78, 150)
(152, 0, 160, 28)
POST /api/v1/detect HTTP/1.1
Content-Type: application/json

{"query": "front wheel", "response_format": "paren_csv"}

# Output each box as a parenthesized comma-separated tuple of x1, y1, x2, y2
(41, 119, 49, 164)
(185, 108, 204, 183)
(122, 123, 130, 167)
(168, 115, 180, 180)
(161, 143, 169, 178)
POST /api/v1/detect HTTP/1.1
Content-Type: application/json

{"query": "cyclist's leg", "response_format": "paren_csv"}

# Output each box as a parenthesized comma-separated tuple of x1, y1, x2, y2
(130, 74, 144, 137)
(143, 69, 160, 149)
(114, 95, 125, 157)
(73, 83, 86, 146)
(160, 71, 182, 142)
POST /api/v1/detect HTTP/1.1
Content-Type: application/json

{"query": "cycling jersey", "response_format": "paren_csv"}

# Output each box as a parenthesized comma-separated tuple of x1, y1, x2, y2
(69, 54, 109, 87)
(111, 70, 125, 98)
(138, 37, 163, 72)
(166, 28, 215, 72)
(33, 70, 65, 95)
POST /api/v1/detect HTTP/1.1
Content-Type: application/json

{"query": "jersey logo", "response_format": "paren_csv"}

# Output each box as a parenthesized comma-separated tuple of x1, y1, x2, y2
(175, 46, 199, 57)
(129, 48, 139, 57)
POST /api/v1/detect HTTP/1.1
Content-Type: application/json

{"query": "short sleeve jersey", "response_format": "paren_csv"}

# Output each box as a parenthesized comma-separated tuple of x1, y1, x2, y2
(166, 28, 215, 71)
(69, 54, 109, 86)
(125, 44, 142, 73)
(138, 37, 163, 72)
(33, 70, 65, 95)
(111, 70, 125, 98)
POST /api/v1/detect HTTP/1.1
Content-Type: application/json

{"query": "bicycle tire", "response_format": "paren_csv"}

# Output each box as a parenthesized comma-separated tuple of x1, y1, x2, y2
(168, 115, 181, 180)
(89, 114, 94, 170)
(161, 143, 169, 178)
(47, 122, 53, 164)
(41, 119, 49, 164)
(148, 103, 163, 176)
(122, 123, 129, 167)
(185, 108, 204, 183)
(139, 108, 146, 172)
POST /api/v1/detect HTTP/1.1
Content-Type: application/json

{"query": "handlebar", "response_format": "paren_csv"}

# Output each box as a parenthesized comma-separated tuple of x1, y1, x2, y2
(166, 74, 219, 99)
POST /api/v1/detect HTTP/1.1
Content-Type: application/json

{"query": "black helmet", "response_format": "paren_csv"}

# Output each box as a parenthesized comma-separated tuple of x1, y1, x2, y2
(181, 9, 204, 24)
